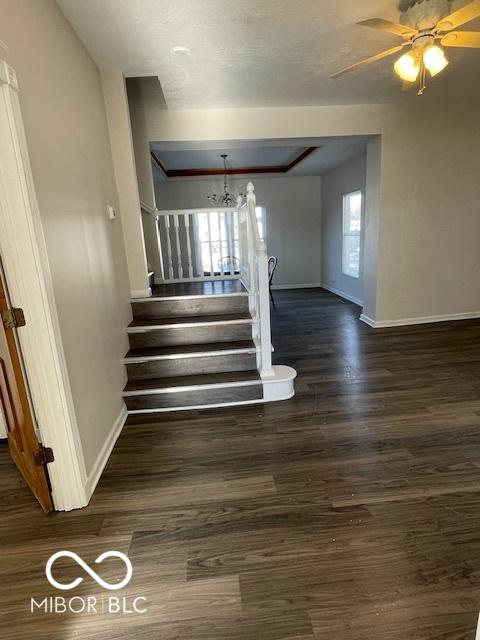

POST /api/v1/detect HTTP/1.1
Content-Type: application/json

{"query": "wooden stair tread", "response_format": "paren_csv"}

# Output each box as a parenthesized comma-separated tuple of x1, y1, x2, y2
(123, 370, 261, 393)
(150, 280, 245, 298)
(128, 313, 252, 328)
(125, 340, 256, 360)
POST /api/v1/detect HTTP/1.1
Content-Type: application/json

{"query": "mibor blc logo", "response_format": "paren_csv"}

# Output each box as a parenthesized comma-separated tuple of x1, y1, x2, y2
(30, 551, 147, 614)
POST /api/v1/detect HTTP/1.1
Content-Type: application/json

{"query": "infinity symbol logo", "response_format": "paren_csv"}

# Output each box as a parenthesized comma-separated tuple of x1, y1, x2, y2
(46, 551, 133, 591)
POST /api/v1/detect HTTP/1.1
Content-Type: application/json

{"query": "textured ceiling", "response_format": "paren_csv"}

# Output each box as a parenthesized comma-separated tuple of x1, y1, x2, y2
(56, 0, 480, 108)
(150, 137, 370, 177)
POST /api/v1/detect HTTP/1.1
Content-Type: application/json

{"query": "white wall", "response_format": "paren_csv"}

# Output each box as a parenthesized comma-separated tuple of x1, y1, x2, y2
(131, 92, 480, 325)
(0, 0, 131, 476)
(155, 175, 322, 288)
(321, 154, 366, 305)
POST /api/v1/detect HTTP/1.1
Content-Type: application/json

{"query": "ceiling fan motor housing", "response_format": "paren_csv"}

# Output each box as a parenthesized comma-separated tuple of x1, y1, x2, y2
(400, 0, 452, 30)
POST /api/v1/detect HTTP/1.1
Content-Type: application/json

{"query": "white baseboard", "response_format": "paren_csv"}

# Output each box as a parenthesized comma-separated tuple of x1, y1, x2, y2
(321, 284, 363, 307)
(131, 287, 152, 299)
(360, 310, 480, 329)
(140, 201, 157, 215)
(84, 405, 128, 501)
(271, 283, 321, 290)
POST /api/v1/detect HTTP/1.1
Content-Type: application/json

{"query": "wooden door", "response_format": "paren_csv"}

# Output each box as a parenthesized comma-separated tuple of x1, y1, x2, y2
(0, 274, 53, 512)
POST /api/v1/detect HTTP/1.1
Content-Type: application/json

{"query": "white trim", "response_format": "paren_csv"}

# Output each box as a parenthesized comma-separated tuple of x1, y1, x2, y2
(359, 314, 377, 328)
(124, 345, 258, 364)
(132, 291, 249, 303)
(321, 284, 363, 307)
(262, 365, 297, 401)
(156, 207, 238, 216)
(271, 283, 322, 290)
(84, 405, 127, 500)
(155, 276, 240, 284)
(128, 398, 272, 414)
(0, 59, 87, 510)
(127, 317, 254, 332)
(140, 201, 157, 215)
(123, 379, 262, 396)
(360, 311, 480, 329)
(125, 365, 296, 413)
(131, 287, 152, 299)
(475, 613, 480, 640)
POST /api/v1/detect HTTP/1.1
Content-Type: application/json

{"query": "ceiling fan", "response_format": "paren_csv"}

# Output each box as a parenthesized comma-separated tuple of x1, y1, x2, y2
(331, 0, 480, 95)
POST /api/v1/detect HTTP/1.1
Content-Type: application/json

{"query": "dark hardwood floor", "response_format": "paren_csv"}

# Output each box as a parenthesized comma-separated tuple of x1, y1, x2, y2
(2, 288, 480, 639)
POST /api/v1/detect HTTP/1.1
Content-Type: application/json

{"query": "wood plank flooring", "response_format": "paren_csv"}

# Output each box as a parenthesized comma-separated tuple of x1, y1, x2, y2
(2, 288, 480, 639)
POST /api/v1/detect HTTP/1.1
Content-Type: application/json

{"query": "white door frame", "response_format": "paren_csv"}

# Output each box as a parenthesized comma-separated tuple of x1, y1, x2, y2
(0, 58, 87, 510)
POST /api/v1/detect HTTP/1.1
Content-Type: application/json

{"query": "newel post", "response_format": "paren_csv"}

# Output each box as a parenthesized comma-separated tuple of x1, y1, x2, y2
(247, 183, 274, 377)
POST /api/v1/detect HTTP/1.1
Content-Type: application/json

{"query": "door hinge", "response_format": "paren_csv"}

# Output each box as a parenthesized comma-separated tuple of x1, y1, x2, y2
(33, 444, 55, 466)
(1, 307, 26, 329)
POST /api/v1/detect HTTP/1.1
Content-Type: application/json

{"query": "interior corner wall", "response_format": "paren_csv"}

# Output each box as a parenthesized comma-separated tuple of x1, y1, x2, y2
(102, 72, 151, 297)
(321, 154, 366, 306)
(0, 0, 131, 477)
(125, 77, 156, 210)
(362, 136, 382, 323)
(154, 175, 322, 288)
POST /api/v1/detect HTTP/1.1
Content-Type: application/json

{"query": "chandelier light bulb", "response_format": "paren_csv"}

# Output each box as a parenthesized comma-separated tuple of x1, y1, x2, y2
(423, 45, 449, 77)
(394, 52, 420, 83)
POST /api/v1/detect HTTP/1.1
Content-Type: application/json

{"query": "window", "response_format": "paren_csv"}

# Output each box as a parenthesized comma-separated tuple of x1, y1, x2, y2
(194, 206, 266, 276)
(342, 190, 362, 279)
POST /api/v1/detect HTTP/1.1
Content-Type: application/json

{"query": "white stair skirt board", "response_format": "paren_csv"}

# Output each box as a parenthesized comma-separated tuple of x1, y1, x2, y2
(126, 365, 297, 414)
(360, 310, 480, 329)
(131, 287, 152, 299)
(262, 365, 297, 402)
(320, 284, 363, 307)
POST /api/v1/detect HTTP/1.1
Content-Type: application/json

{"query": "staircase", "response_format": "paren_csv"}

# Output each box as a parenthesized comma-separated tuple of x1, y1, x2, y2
(123, 183, 296, 414)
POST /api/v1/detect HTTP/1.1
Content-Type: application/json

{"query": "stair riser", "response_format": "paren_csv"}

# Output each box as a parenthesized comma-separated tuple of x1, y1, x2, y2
(128, 324, 253, 349)
(126, 353, 258, 380)
(132, 296, 249, 319)
(124, 384, 263, 410)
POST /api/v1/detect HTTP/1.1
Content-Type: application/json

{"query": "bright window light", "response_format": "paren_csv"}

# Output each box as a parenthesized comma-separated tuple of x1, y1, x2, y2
(342, 191, 362, 279)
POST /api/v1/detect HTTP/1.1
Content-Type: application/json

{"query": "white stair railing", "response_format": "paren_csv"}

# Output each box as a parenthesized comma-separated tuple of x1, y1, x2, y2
(154, 207, 241, 282)
(242, 183, 273, 377)
(152, 183, 273, 377)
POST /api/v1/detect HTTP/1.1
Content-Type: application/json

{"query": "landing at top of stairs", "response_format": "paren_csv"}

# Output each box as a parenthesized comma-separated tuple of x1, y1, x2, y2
(149, 280, 246, 299)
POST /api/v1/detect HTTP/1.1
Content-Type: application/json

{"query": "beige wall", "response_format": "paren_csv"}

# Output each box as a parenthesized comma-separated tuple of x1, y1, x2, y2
(126, 77, 157, 211)
(102, 72, 151, 297)
(130, 86, 480, 324)
(155, 175, 322, 288)
(321, 154, 366, 305)
(0, 0, 131, 475)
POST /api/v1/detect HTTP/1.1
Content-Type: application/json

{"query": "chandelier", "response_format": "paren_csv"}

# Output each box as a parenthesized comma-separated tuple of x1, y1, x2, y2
(207, 154, 244, 207)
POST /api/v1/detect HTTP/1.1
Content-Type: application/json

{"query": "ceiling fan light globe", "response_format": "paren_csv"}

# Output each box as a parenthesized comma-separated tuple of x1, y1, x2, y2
(423, 45, 449, 76)
(394, 52, 420, 82)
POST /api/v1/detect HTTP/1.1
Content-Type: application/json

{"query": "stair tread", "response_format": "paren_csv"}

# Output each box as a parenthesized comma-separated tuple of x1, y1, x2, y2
(125, 340, 256, 360)
(124, 370, 261, 393)
(128, 313, 252, 328)
(149, 280, 246, 298)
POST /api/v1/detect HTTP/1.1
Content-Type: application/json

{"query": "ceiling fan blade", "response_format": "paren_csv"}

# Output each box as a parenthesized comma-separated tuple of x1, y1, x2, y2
(357, 18, 417, 39)
(330, 45, 406, 79)
(437, 0, 480, 31)
(441, 30, 480, 48)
